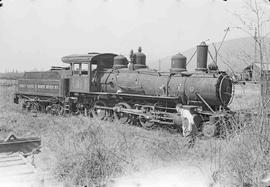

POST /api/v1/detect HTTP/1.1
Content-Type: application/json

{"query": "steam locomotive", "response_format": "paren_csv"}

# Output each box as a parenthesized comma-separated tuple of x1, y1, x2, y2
(14, 42, 234, 137)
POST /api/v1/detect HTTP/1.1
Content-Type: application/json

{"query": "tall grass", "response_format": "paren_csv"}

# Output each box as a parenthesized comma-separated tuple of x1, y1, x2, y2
(47, 117, 193, 186)
(217, 100, 270, 186)
(0, 81, 268, 186)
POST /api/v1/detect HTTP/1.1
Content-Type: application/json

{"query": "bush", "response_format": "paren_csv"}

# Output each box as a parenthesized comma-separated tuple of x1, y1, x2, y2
(216, 104, 270, 186)
(50, 120, 125, 186)
(47, 118, 192, 186)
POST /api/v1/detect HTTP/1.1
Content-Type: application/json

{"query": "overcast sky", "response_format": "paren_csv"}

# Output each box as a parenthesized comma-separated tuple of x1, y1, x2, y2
(0, 0, 269, 72)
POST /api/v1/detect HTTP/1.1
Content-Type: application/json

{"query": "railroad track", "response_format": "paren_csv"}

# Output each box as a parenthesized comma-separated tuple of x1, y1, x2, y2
(0, 134, 43, 187)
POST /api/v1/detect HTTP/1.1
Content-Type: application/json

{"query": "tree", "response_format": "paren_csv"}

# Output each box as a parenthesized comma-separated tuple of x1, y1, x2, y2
(232, 0, 270, 97)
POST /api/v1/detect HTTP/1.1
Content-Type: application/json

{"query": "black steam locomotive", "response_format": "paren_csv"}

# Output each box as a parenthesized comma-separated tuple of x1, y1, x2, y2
(14, 42, 234, 137)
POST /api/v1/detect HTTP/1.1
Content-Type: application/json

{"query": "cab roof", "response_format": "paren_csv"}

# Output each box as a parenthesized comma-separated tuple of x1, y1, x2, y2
(61, 53, 117, 65)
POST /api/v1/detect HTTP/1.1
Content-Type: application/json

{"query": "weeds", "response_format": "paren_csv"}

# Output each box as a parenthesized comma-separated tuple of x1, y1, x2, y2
(0, 80, 268, 186)
(217, 104, 270, 186)
(48, 119, 190, 186)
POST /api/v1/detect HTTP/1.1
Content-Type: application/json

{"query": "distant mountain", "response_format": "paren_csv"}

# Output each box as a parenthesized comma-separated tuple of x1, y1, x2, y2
(155, 37, 270, 73)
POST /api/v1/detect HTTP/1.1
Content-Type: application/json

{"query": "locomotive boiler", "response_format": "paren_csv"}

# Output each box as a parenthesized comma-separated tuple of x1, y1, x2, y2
(14, 42, 234, 137)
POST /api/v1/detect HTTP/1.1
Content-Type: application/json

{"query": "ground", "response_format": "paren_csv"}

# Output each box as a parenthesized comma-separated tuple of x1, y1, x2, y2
(0, 79, 265, 187)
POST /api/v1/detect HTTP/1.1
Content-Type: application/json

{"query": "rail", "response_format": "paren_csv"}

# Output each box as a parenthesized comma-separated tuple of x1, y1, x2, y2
(0, 134, 42, 186)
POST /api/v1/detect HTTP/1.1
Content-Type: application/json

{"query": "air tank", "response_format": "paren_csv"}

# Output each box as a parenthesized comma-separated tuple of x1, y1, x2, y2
(170, 53, 187, 73)
(196, 42, 208, 72)
(134, 47, 147, 69)
(113, 55, 128, 69)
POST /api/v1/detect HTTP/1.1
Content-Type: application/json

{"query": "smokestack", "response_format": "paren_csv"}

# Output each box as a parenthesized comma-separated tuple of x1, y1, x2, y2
(196, 42, 208, 72)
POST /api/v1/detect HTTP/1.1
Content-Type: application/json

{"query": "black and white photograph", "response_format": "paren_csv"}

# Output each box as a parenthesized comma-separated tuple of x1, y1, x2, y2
(0, 0, 270, 186)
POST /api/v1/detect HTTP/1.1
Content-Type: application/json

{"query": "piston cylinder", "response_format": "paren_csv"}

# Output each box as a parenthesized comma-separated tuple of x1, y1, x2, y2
(196, 42, 208, 72)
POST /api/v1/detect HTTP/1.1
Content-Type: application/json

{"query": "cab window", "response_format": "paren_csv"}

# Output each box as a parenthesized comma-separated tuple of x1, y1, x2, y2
(81, 64, 88, 75)
(72, 63, 89, 75)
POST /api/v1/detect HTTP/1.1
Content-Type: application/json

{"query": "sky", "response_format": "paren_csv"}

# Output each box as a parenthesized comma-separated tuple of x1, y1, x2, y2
(0, 0, 269, 72)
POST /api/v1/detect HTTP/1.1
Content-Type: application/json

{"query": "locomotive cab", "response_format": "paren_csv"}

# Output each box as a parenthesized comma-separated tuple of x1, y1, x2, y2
(61, 53, 117, 93)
